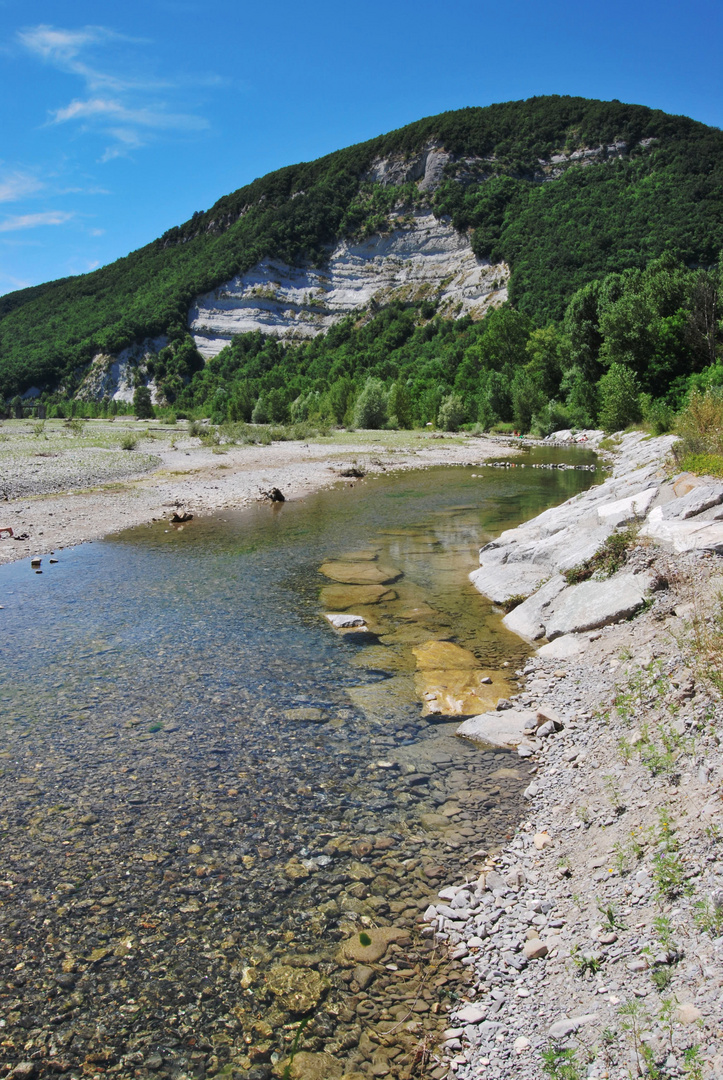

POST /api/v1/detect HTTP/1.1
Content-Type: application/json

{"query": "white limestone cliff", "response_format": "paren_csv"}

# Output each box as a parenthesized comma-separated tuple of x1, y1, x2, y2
(189, 212, 509, 359)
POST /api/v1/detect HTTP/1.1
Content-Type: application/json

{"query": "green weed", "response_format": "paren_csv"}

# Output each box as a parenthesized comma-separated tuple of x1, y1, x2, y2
(541, 1046, 582, 1080)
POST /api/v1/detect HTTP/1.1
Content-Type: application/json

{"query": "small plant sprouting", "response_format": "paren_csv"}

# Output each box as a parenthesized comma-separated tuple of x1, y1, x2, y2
(618, 735, 633, 764)
(541, 1045, 582, 1080)
(683, 1045, 705, 1080)
(651, 806, 692, 900)
(651, 966, 673, 992)
(603, 774, 626, 815)
(618, 999, 659, 1077)
(282, 1016, 311, 1080)
(652, 914, 675, 950)
(597, 901, 627, 931)
(693, 896, 723, 937)
(571, 945, 603, 977)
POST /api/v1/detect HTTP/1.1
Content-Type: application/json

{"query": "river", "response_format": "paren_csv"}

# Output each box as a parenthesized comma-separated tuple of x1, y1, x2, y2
(0, 450, 596, 1080)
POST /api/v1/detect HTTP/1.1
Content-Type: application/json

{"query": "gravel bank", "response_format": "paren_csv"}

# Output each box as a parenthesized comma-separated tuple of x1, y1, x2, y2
(421, 436, 723, 1080)
(0, 420, 515, 566)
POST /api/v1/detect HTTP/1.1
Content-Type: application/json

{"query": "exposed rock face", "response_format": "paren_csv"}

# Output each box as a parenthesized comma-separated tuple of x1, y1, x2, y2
(365, 145, 452, 190)
(189, 212, 508, 358)
(76, 337, 167, 403)
(544, 573, 653, 640)
(469, 433, 723, 647)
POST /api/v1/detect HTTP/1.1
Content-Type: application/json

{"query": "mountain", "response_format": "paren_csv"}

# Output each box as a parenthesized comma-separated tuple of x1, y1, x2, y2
(1, 95, 721, 430)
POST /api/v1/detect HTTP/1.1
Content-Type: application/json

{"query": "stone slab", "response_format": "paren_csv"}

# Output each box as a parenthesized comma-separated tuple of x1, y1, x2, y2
(536, 635, 585, 659)
(456, 708, 538, 749)
(596, 487, 658, 524)
(469, 563, 549, 604)
(640, 511, 723, 554)
(545, 573, 650, 640)
(502, 574, 566, 642)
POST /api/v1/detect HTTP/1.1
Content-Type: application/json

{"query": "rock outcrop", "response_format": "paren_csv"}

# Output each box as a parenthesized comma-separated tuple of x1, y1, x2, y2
(189, 212, 508, 358)
(470, 433, 723, 645)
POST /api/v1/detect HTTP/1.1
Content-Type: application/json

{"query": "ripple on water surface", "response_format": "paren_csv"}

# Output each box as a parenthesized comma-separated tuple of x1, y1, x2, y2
(0, 454, 596, 1077)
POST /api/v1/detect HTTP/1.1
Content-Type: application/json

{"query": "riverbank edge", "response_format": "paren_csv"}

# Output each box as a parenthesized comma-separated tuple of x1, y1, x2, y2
(423, 433, 723, 1080)
(0, 427, 524, 568)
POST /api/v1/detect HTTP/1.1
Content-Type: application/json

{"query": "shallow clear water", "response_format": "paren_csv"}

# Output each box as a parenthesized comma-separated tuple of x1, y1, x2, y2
(0, 451, 596, 1077)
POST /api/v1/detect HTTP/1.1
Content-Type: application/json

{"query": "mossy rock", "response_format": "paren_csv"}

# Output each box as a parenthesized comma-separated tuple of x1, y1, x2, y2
(338, 926, 410, 963)
(272, 1051, 343, 1079)
(265, 965, 329, 1013)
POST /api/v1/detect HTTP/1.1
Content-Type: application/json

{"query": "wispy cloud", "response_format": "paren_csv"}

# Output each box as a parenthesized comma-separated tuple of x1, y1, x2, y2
(0, 270, 33, 291)
(0, 211, 74, 232)
(0, 169, 44, 203)
(18, 23, 210, 161)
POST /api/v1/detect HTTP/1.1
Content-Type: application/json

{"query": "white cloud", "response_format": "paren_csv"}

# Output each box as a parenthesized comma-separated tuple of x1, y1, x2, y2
(52, 97, 207, 131)
(0, 211, 74, 232)
(0, 270, 32, 291)
(18, 23, 211, 160)
(0, 170, 43, 203)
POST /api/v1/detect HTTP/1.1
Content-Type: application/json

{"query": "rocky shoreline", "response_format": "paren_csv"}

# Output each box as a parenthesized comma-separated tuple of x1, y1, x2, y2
(423, 433, 723, 1079)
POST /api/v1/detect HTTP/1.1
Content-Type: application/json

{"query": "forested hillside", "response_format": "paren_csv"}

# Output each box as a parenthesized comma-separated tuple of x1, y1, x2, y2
(1, 95, 722, 433)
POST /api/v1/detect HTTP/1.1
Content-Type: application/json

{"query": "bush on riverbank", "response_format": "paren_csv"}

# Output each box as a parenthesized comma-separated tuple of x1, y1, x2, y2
(672, 387, 723, 476)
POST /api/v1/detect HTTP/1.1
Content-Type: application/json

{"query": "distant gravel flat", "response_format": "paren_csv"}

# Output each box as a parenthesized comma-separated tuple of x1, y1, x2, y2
(0, 446, 161, 499)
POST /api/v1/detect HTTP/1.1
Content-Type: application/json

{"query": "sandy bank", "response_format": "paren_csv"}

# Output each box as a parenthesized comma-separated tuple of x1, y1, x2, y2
(0, 419, 516, 567)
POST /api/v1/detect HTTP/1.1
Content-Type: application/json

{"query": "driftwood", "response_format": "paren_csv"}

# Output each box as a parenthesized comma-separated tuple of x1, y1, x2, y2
(339, 466, 365, 478)
(259, 487, 285, 503)
(170, 511, 194, 523)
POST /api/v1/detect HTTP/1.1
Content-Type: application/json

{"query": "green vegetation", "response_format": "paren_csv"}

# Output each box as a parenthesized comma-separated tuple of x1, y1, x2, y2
(564, 526, 639, 584)
(542, 1045, 582, 1080)
(1, 96, 722, 441)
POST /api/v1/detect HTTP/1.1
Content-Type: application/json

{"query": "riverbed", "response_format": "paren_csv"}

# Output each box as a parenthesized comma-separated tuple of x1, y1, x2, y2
(0, 452, 596, 1080)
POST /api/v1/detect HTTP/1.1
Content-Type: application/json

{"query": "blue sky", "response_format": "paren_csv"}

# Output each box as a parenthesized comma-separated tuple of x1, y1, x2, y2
(0, 0, 721, 296)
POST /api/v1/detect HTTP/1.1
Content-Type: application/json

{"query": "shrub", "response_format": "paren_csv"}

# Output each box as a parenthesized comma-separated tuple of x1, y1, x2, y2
(119, 432, 138, 451)
(641, 395, 674, 434)
(437, 393, 466, 431)
(598, 364, 642, 432)
(251, 397, 270, 424)
(353, 378, 387, 429)
(564, 526, 638, 584)
(675, 387, 723, 456)
(133, 385, 155, 420)
(531, 400, 572, 437)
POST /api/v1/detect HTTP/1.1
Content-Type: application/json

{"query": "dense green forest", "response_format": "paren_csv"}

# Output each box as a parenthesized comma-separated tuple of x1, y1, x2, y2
(162, 253, 721, 434)
(1, 95, 722, 431)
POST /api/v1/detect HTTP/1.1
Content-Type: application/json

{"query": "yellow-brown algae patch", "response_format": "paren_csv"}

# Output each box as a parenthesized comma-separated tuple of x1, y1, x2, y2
(319, 561, 402, 585)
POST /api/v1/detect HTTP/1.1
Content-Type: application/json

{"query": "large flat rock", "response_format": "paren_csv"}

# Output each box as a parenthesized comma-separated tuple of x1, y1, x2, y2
(319, 560, 402, 585)
(536, 634, 585, 658)
(596, 486, 658, 524)
(657, 483, 723, 520)
(469, 563, 549, 604)
(414, 669, 506, 716)
(457, 708, 538, 749)
(545, 574, 651, 640)
(502, 575, 567, 642)
(639, 515, 723, 553)
(319, 583, 397, 608)
(412, 640, 480, 669)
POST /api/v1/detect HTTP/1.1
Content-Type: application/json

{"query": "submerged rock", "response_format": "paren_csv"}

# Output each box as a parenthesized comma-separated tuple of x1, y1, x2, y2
(319, 560, 402, 585)
(266, 965, 330, 1013)
(339, 926, 410, 963)
(319, 583, 396, 608)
